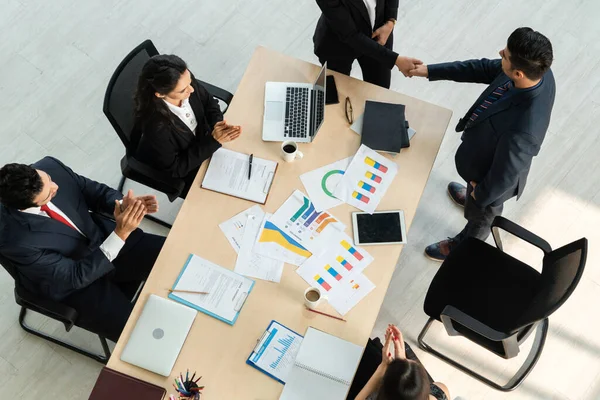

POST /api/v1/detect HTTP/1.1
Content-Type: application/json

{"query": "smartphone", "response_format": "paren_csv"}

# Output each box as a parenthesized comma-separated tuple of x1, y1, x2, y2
(325, 75, 339, 105)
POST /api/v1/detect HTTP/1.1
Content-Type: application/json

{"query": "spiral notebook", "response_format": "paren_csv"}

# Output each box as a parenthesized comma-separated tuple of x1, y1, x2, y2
(279, 327, 364, 400)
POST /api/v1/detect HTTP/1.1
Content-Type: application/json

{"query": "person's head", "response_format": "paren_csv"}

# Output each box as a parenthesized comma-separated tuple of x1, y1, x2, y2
(377, 359, 430, 400)
(0, 163, 58, 209)
(499, 27, 553, 83)
(134, 54, 194, 122)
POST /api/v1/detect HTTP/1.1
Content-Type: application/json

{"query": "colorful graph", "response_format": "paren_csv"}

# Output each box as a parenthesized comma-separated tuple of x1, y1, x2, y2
(321, 169, 345, 198)
(287, 194, 339, 234)
(341, 240, 364, 261)
(291, 197, 311, 222)
(365, 171, 382, 183)
(352, 191, 370, 204)
(364, 157, 388, 173)
(336, 255, 354, 271)
(324, 264, 343, 281)
(358, 181, 376, 193)
(259, 221, 312, 258)
(314, 274, 332, 291)
(269, 330, 296, 369)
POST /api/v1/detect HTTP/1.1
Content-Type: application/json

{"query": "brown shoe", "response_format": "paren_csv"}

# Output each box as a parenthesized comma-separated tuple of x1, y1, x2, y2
(447, 182, 467, 207)
(424, 238, 458, 262)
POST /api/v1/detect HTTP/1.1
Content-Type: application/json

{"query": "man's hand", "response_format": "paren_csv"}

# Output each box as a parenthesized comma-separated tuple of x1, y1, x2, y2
(114, 200, 145, 241)
(372, 21, 394, 46)
(212, 120, 242, 144)
(409, 64, 428, 78)
(395, 56, 423, 77)
(470, 181, 477, 200)
(121, 189, 159, 214)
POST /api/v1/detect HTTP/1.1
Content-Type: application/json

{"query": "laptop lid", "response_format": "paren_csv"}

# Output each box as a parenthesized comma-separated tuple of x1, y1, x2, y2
(309, 63, 327, 141)
(121, 294, 196, 376)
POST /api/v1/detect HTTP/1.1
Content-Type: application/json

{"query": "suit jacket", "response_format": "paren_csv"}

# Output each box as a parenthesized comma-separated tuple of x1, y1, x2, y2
(0, 157, 134, 301)
(428, 59, 556, 208)
(135, 75, 223, 180)
(313, 0, 399, 69)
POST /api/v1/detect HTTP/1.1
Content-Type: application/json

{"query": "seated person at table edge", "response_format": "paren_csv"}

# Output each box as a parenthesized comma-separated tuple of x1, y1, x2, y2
(133, 54, 241, 197)
(0, 157, 165, 342)
(354, 325, 450, 400)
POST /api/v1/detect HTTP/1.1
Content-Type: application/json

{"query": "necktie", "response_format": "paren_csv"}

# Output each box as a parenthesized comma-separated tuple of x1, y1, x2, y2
(40, 204, 77, 231)
(466, 81, 511, 128)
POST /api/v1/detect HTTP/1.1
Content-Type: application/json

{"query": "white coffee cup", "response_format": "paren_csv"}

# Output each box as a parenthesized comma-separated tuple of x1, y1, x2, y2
(304, 287, 327, 310)
(281, 140, 304, 163)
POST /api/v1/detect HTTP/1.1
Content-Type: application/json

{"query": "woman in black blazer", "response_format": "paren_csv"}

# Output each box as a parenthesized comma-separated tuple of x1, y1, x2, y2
(133, 55, 241, 197)
(313, 0, 421, 88)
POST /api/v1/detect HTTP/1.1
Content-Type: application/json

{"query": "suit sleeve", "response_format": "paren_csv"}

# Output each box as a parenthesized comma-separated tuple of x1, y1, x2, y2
(49, 157, 122, 215)
(142, 122, 221, 178)
(428, 58, 503, 85)
(3, 244, 114, 301)
(195, 81, 224, 130)
(473, 131, 540, 208)
(315, 0, 399, 69)
(384, 0, 399, 22)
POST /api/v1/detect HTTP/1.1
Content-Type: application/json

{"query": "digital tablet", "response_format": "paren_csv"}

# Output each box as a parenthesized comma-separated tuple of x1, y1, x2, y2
(352, 210, 407, 246)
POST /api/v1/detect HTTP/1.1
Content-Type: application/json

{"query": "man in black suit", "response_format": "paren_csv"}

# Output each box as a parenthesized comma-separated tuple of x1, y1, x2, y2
(313, 0, 422, 88)
(0, 157, 165, 341)
(409, 27, 555, 261)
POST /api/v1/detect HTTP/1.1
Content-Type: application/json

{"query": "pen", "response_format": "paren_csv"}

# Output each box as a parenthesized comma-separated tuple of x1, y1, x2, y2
(248, 153, 253, 180)
(169, 289, 210, 295)
(305, 307, 347, 322)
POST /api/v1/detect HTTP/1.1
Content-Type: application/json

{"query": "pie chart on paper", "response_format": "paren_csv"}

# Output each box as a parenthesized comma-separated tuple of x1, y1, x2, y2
(300, 157, 353, 212)
(321, 169, 345, 198)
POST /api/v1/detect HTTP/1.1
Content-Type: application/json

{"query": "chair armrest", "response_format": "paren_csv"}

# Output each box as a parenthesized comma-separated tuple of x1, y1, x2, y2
(14, 286, 78, 331)
(441, 305, 510, 342)
(491, 216, 552, 254)
(120, 156, 185, 202)
(196, 79, 234, 113)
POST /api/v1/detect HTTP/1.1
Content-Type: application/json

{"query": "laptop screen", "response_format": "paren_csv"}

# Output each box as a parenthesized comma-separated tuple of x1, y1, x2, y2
(310, 63, 326, 139)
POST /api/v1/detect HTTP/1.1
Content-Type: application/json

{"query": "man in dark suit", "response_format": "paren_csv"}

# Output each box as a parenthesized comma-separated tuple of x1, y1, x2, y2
(409, 27, 555, 261)
(0, 157, 165, 341)
(313, 0, 422, 88)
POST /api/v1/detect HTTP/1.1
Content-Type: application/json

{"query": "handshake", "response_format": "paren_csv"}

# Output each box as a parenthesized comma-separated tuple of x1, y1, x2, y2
(395, 56, 428, 78)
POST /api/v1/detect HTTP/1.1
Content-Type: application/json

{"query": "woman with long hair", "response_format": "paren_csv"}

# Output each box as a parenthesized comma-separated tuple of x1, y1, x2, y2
(133, 54, 241, 197)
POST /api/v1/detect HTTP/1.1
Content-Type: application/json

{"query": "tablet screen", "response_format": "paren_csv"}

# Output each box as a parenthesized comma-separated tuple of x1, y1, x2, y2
(356, 212, 403, 244)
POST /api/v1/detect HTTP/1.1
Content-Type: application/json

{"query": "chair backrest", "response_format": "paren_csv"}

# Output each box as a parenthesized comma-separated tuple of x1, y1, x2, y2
(103, 40, 159, 151)
(515, 237, 587, 330)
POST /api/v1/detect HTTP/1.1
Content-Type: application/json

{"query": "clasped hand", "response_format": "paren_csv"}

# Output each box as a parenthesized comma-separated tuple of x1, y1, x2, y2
(212, 120, 242, 144)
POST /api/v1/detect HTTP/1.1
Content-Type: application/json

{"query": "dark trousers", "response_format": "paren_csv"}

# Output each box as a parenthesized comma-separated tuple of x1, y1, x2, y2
(64, 231, 165, 342)
(318, 35, 394, 89)
(454, 183, 504, 244)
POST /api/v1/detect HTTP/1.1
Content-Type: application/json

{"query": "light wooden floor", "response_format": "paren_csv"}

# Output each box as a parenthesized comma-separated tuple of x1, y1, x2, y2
(1, 0, 599, 399)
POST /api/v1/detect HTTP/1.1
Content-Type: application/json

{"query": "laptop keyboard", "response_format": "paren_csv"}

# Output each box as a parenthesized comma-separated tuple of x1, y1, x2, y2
(285, 87, 309, 138)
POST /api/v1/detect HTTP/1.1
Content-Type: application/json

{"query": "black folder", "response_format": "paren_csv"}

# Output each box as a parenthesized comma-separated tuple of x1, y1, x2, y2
(360, 100, 409, 153)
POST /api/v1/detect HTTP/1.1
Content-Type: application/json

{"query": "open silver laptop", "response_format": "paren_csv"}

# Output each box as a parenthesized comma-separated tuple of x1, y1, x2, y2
(120, 294, 196, 376)
(262, 63, 327, 142)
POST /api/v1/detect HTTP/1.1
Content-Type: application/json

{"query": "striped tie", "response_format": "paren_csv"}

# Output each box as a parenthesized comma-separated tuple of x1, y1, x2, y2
(466, 81, 511, 127)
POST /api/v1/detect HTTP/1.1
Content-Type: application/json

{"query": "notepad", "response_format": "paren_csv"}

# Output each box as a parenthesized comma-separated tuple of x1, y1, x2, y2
(361, 100, 409, 153)
(279, 327, 364, 400)
(202, 148, 277, 204)
(169, 254, 255, 325)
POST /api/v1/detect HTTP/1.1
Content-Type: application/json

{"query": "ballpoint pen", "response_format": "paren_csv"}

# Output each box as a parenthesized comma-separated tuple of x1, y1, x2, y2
(248, 153, 253, 180)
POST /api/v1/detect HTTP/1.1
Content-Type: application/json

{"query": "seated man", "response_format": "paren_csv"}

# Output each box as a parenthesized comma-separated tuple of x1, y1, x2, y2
(0, 156, 165, 342)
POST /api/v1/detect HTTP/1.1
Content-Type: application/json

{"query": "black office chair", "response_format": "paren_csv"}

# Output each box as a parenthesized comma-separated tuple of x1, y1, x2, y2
(103, 39, 234, 224)
(0, 214, 143, 364)
(418, 216, 587, 391)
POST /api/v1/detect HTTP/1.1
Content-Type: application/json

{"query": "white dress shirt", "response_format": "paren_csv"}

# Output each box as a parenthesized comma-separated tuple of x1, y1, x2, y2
(21, 201, 125, 262)
(362, 0, 377, 29)
(164, 98, 198, 134)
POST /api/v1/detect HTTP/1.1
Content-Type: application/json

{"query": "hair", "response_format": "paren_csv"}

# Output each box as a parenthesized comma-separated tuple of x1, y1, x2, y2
(506, 27, 553, 80)
(376, 359, 430, 400)
(133, 54, 188, 128)
(0, 163, 44, 209)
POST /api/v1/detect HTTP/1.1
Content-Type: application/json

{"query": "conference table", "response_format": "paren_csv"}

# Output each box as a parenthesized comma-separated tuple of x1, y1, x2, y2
(106, 46, 452, 399)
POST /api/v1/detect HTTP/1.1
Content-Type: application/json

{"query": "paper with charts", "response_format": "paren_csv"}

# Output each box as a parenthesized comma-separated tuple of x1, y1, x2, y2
(254, 213, 312, 266)
(296, 231, 376, 315)
(270, 190, 346, 255)
(219, 205, 264, 253)
(299, 157, 352, 212)
(332, 144, 398, 213)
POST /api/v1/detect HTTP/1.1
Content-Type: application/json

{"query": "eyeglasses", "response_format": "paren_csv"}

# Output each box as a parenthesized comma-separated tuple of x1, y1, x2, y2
(345, 97, 353, 125)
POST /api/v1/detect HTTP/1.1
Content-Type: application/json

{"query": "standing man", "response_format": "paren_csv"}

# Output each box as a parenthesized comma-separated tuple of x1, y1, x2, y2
(409, 27, 555, 261)
(0, 157, 165, 341)
(313, 0, 422, 88)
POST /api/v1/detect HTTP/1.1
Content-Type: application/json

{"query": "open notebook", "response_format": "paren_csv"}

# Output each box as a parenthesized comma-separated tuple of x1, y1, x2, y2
(201, 148, 277, 204)
(279, 327, 364, 400)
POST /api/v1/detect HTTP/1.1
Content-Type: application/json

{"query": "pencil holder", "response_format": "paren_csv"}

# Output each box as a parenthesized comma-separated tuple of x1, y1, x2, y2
(173, 370, 204, 400)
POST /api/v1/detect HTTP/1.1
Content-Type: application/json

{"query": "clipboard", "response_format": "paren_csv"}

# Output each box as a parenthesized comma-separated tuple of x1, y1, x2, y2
(246, 320, 304, 384)
(169, 254, 255, 325)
